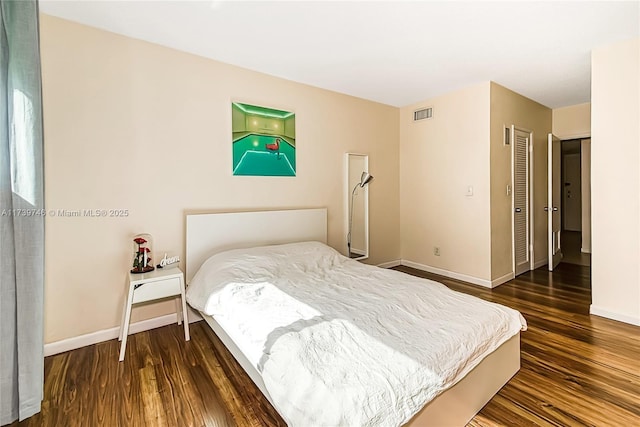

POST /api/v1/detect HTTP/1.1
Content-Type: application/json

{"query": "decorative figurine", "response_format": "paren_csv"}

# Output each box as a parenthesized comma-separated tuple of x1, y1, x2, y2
(131, 233, 154, 274)
(157, 253, 180, 269)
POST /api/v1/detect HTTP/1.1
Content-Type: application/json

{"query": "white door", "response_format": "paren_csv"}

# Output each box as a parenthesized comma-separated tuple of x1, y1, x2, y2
(548, 134, 562, 270)
(563, 153, 582, 231)
(513, 128, 530, 276)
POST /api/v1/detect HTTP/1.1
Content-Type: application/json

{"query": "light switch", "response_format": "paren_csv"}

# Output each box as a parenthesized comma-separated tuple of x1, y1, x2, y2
(506, 184, 512, 196)
(466, 186, 473, 196)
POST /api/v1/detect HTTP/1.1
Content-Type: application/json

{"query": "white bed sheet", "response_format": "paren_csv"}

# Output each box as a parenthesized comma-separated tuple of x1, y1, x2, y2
(186, 241, 527, 427)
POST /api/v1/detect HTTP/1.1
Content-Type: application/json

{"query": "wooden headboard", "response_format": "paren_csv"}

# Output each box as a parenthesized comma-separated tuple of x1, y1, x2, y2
(185, 208, 328, 283)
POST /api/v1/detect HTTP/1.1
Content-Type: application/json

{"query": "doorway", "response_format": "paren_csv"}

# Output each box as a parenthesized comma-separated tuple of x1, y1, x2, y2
(561, 138, 591, 267)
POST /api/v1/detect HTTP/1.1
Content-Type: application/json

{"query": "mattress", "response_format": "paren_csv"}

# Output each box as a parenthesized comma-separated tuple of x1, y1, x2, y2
(186, 241, 527, 426)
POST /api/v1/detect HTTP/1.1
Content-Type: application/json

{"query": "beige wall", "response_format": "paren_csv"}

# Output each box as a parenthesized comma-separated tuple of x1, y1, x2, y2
(40, 15, 400, 343)
(399, 82, 551, 286)
(591, 37, 640, 325)
(400, 83, 492, 282)
(552, 102, 591, 139)
(490, 83, 552, 280)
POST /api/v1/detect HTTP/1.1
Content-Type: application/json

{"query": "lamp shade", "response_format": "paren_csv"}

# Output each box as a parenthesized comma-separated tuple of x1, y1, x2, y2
(359, 172, 373, 187)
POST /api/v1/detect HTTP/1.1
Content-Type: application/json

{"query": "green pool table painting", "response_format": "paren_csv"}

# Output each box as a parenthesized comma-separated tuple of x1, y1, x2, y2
(232, 102, 296, 176)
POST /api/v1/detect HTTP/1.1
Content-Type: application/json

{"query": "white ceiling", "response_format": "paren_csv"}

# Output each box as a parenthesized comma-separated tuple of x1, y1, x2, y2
(40, 1, 639, 108)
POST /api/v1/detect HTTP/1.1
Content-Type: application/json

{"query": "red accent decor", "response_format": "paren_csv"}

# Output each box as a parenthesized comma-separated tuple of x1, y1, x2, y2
(266, 138, 280, 152)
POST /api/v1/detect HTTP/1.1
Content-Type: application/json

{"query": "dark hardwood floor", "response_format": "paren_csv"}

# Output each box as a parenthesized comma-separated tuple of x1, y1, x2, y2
(13, 263, 640, 426)
(398, 264, 640, 426)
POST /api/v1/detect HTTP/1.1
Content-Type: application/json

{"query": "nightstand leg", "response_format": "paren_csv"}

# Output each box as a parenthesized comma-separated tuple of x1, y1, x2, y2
(118, 289, 129, 341)
(175, 297, 183, 326)
(181, 296, 190, 341)
(180, 276, 190, 341)
(119, 288, 134, 361)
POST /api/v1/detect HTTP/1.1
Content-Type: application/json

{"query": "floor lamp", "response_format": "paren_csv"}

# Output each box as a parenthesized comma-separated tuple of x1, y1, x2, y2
(347, 171, 373, 258)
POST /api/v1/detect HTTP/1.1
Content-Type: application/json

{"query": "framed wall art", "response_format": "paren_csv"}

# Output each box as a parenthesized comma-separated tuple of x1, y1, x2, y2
(231, 102, 296, 176)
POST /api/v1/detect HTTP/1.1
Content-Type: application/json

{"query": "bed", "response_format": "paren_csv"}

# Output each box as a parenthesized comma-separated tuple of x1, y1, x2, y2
(185, 208, 526, 426)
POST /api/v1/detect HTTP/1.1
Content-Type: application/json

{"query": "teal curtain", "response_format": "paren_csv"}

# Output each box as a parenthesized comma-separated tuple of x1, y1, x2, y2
(0, 0, 45, 423)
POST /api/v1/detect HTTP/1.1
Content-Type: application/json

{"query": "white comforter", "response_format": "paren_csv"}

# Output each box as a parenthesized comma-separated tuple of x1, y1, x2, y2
(186, 241, 527, 427)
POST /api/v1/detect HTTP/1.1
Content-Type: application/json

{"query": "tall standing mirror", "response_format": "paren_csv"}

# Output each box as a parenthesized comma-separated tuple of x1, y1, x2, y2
(345, 153, 372, 260)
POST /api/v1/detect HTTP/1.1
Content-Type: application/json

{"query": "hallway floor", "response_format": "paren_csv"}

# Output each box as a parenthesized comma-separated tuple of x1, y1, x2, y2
(561, 230, 591, 266)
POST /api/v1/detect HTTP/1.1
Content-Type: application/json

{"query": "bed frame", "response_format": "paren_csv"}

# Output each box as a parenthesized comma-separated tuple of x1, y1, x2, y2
(186, 208, 521, 426)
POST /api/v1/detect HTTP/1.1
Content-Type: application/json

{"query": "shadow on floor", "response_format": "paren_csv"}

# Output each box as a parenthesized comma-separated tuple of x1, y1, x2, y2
(561, 230, 590, 267)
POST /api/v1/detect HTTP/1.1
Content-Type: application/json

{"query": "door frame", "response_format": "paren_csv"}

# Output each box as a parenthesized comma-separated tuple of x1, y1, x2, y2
(548, 133, 563, 271)
(511, 125, 535, 276)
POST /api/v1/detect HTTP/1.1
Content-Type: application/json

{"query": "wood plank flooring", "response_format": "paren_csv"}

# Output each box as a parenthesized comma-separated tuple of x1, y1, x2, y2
(399, 264, 640, 427)
(13, 263, 640, 426)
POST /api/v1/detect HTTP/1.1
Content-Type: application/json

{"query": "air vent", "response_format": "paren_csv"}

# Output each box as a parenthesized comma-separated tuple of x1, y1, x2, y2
(413, 107, 433, 121)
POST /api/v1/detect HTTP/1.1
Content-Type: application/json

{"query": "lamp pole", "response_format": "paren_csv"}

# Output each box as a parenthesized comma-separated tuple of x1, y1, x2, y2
(347, 172, 373, 259)
(347, 182, 360, 258)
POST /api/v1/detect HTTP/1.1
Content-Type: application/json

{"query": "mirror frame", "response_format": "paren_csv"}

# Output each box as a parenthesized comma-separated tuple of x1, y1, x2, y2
(344, 153, 370, 260)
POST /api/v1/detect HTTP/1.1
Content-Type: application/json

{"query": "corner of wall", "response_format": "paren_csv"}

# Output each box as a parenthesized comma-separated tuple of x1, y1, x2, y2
(399, 83, 492, 283)
(489, 83, 552, 281)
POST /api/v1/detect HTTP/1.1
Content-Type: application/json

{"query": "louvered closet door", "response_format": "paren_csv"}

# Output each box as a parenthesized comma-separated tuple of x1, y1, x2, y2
(513, 129, 530, 276)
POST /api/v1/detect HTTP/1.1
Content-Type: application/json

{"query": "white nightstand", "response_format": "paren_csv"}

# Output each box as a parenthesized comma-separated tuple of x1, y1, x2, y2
(118, 266, 190, 361)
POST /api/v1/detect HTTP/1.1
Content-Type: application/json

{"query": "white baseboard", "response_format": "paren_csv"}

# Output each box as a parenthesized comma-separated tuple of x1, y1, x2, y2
(377, 259, 401, 269)
(400, 260, 494, 288)
(533, 258, 548, 270)
(590, 305, 640, 326)
(491, 272, 514, 287)
(44, 309, 203, 357)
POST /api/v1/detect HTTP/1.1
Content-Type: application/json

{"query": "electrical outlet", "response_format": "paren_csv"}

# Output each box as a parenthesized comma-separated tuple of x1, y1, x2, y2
(434, 247, 440, 256)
